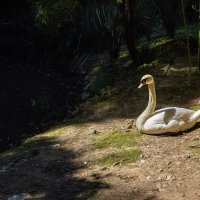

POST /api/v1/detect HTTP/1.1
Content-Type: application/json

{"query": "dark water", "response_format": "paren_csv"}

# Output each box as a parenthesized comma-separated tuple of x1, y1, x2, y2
(0, 65, 84, 152)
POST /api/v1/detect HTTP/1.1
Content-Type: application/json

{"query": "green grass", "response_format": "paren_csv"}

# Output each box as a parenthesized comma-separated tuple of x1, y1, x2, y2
(119, 50, 129, 59)
(190, 105, 200, 111)
(98, 149, 142, 166)
(93, 131, 142, 166)
(94, 131, 141, 149)
(50, 127, 68, 137)
(0, 148, 21, 159)
(149, 38, 174, 49)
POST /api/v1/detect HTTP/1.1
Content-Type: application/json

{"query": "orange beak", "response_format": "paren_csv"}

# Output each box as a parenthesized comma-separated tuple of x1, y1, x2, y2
(138, 83, 144, 88)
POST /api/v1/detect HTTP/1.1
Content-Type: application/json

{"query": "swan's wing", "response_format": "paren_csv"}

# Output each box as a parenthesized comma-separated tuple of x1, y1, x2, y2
(149, 107, 194, 125)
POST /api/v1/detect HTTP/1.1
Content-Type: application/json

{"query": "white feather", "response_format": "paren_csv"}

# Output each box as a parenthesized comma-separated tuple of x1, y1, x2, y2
(136, 75, 200, 134)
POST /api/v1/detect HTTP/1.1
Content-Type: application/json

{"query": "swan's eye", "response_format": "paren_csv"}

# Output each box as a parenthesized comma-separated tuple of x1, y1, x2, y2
(141, 79, 147, 84)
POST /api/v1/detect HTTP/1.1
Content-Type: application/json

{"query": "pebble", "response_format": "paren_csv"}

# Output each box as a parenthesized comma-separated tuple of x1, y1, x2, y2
(91, 130, 101, 134)
(156, 183, 162, 189)
(166, 175, 172, 181)
(157, 176, 162, 181)
(162, 183, 168, 188)
(53, 144, 60, 148)
(8, 195, 25, 200)
(158, 188, 166, 192)
(140, 159, 145, 165)
(185, 155, 191, 159)
(122, 119, 134, 129)
(146, 175, 152, 180)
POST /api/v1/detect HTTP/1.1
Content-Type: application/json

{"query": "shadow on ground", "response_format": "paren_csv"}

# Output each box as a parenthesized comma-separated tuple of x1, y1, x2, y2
(0, 138, 109, 200)
(0, 136, 161, 200)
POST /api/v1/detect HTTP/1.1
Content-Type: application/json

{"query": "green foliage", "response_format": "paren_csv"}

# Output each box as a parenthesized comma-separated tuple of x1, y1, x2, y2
(148, 38, 174, 49)
(0, 149, 20, 160)
(85, 73, 113, 97)
(153, 0, 180, 38)
(78, 1, 123, 56)
(21, 133, 34, 144)
(33, 0, 79, 33)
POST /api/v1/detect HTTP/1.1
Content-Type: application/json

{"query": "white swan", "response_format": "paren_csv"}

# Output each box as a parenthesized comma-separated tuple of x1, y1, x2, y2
(136, 74, 200, 134)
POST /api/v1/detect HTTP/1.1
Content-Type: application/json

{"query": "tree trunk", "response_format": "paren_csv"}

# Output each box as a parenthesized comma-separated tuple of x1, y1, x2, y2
(181, 0, 192, 86)
(198, 1, 200, 70)
(122, 0, 139, 65)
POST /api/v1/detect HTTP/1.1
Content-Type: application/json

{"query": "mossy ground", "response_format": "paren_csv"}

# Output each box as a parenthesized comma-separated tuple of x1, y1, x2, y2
(93, 131, 142, 166)
(94, 131, 141, 149)
(98, 149, 142, 166)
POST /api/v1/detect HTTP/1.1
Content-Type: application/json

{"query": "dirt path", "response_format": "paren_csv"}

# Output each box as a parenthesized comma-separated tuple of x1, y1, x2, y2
(1, 117, 200, 200)
(71, 119, 200, 200)
(68, 119, 200, 200)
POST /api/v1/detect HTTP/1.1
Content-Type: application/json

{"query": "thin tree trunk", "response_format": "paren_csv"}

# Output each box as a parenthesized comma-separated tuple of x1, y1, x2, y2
(198, 1, 200, 71)
(181, 0, 192, 86)
(122, 0, 139, 65)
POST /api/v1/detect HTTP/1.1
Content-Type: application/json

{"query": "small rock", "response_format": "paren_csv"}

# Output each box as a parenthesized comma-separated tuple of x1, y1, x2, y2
(158, 188, 166, 192)
(162, 183, 168, 188)
(91, 130, 100, 134)
(53, 144, 60, 148)
(83, 162, 87, 165)
(122, 119, 134, 129)
(8, 195, 25, 200)
(156, 183, 162, 189)
(185, 155, 191, 159)
(146, 176, 152, 180)
(140, 159, 145, 165)
(166, 175, 172, 181)
(157, 176, 162, 181)
(159, 168, 164, 173)
(177, 177, 183, 181)
(0, 167, 7, 173)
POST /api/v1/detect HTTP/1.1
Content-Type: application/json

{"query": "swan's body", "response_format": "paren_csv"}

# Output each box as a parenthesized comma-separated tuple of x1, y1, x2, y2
(136, 75, 200, 134)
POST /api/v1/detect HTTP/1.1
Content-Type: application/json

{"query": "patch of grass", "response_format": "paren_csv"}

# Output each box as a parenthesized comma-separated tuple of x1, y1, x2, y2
(21, 133, 34, 144)
(190, 145, 200, 157)
(0, 149, 20, 159)
(190, 105, 200, 111)
(149, 38, 174, 49)
(137, 63, 155, 72)
(50, 127, 68, 137)
(94, 131, 141, 149)
(119, 50, 129, 59)
(0, 145, 25, 160)
(98, 149, 142, 166)
(119, 50, 132, 68)
(95, 101, 112, 110)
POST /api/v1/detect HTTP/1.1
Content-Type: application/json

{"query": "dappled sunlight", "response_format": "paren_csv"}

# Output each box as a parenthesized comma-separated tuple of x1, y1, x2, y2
(0, 134, 109, 199)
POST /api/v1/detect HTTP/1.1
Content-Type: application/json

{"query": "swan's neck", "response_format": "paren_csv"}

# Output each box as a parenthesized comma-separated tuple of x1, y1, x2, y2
(136, 83, 156, 130)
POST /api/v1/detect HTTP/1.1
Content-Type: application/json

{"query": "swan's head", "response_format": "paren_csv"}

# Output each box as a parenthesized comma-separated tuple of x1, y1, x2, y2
(138, 74, 154, 88)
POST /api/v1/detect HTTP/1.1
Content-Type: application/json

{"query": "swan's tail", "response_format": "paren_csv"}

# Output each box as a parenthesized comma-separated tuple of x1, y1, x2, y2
(191, 110, 200, 122)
